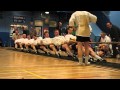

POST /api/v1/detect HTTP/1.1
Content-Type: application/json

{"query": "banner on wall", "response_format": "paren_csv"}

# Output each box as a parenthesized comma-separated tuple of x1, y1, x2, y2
(35, 27, 42, 37)
(13, 16, 25, 23)
(10, 24, 28, 37)
(35, 20, 43, 26)
(49, 21, 57, 27)
(44, 18, 49, 24)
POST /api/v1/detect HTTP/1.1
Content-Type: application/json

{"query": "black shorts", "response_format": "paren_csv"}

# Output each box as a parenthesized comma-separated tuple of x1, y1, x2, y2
(76, 36, 90, 42)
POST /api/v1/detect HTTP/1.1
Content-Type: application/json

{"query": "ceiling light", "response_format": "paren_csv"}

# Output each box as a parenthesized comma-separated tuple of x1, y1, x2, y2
(45, 11, 49, 14)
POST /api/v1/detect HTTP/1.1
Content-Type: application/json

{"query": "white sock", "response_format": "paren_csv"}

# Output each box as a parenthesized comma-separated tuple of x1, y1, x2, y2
(85, 56, 89, 63)
(78, 58, 83, 64)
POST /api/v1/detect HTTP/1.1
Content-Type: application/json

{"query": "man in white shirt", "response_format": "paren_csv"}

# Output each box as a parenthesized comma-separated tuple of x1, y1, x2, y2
(40, 31, 60, 56)
(19, 34, 27, 50)
(12, 30, 20, 41)
(14, 34, 22, 49)
(24, 35, 32, 52)
(31, 35, 43, 53)
(65, 27, 76, 44)
(65, 26, 77, 56)
(69, 11, 97, 65)
(52, 29, 75, 58)
(99, 32, 113, 55)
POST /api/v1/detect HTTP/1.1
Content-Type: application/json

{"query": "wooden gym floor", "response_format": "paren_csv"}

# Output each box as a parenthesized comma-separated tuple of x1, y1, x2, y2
(0, 47, 120, 79)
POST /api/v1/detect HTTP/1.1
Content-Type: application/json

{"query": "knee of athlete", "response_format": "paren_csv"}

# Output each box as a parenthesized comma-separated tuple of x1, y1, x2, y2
(98, 51, 104, 57)
(40, 46, 42, 48)
(50, 45, 53, 48)
(64, 43, 68, 47)
(62, 44, 66, 48)
(89, 50, 92, 54)
(31, 44, 34, 47)
(82, 48, 85, 52)
(77, 42, 81, 46)
(102, 46, 106, 49)
(61, 46, 65, 50)
(69, 46, 72, 49)
(76, 45, 78, 49)
(99, 53, 104, 57)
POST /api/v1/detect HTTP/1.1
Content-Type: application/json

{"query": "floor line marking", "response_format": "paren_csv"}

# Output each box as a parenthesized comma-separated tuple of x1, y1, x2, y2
(22, 69, 47, 79)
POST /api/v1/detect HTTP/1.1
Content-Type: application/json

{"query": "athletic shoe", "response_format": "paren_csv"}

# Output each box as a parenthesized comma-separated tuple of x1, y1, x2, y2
(85, 62, 90, 65)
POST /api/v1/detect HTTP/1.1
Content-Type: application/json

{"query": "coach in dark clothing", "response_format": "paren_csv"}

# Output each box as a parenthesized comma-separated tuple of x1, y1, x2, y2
(56, 22, 63, 35)
(106, 22, 120, 58)
(22, 27, 29, 36)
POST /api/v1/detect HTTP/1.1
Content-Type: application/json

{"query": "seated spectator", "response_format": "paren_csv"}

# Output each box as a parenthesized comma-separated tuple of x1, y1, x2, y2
(98, 31, 113, 56)
(12, 30, 20, 41)
(52, 29, 75, 58)
(40, 31, 60, 56)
